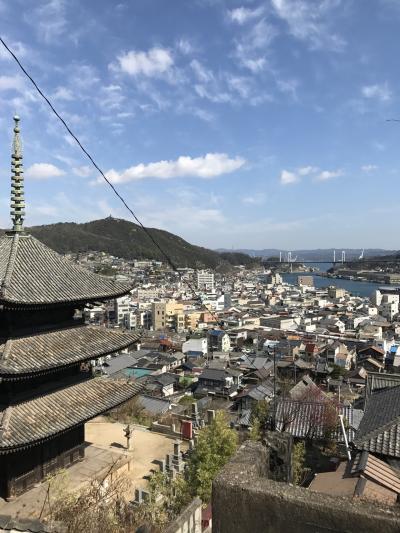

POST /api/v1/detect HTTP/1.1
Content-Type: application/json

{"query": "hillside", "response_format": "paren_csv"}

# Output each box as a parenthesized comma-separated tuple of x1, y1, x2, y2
(5, 217, 254, 268)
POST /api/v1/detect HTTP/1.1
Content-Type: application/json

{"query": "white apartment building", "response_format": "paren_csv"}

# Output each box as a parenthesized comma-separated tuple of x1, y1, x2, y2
(113, 295, 137, 329)
(197, 270, 215, 292)
(182, 337, 208, 356)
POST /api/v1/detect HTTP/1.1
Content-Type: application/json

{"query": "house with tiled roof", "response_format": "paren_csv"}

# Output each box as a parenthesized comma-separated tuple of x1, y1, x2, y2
(0, 117, 142, 500)
(354, 373, 400, 460)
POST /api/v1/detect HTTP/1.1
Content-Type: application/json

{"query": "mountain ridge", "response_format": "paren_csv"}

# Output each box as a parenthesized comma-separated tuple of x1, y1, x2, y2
(0, 217, 255, 269)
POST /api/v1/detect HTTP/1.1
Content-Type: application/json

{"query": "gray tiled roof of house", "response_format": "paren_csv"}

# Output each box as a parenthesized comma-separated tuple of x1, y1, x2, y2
(0, 326, 140, 377)
(0, 377, 142, 451)
(0, 233, 132, 306)
(138, 394, 171, 415)
(275, 399, 356, 442)
(354, 385, 400, 457)
(247, 382, 274, 401)
(365, 372, 400, 398)
(153, 373, 177, 386)
(102, 352, 142, 376)
(199, 368, 227, 381)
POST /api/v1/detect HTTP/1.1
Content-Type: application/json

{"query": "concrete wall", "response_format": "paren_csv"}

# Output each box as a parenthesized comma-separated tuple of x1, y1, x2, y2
(150, 422, 182, 439)
(213, 441, 400, 533)
(164, 498, 202, 533)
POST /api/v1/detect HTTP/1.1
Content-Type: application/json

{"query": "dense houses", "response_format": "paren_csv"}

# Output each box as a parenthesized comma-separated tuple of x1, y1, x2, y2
(71, 251, 400, 508)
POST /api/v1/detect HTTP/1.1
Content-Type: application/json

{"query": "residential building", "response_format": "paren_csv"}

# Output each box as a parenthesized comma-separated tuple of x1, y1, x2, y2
(197, 270, 215, 292)
(151, 300, 184, 331)
(182, 336, 208, 356)
(207, 329, 231, 352)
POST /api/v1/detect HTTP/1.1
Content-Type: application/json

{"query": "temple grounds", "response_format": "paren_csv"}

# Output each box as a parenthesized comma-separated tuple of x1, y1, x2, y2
(0, 418, 186, 520)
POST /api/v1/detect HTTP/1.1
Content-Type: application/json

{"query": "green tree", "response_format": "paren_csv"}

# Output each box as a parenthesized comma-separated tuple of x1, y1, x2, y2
(330, 364, 346, 380)
(186, 411, 238, 502)
(249, 417, 261, 441)
(249, 400, 270, 441)
(292, 441, 306, 485)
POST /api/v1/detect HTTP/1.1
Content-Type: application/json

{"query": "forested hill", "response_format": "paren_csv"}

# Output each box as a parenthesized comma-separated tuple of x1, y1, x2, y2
(4, 217, 255, 268)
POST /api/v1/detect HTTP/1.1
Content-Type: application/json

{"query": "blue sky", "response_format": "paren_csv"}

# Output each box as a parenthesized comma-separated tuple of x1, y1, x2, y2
(0, 0, 399, 250)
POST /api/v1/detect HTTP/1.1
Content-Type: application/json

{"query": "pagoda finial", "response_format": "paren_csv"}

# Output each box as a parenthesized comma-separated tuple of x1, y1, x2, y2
(10, 115, 25, 232)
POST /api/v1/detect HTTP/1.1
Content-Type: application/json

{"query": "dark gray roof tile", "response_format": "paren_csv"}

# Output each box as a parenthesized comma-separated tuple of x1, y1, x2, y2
(0, 326, 140, 376)
(0, 377, 142, 451)
(0, 234, 131, 306)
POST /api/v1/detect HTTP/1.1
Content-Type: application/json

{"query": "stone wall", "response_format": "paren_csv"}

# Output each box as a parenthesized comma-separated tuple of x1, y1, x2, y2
(213, 441, 400, 533)
(164, 498, 202, 533)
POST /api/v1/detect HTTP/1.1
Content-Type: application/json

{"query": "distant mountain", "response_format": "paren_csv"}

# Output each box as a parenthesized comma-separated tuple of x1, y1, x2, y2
(1, 217, 255, 268)
(216, 248, 395, 261)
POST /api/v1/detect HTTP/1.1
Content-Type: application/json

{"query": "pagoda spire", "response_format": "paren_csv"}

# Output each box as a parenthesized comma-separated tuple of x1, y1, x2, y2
(10, 115, 25, 232)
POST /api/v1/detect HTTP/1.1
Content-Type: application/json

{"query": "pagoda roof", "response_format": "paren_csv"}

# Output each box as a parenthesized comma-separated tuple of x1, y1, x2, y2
(0, 377, 142, 452)
(0, 233, 132, 307)
(0, 325, 140, 378)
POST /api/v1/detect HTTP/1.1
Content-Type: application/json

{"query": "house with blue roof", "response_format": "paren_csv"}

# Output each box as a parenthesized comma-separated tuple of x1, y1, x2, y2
(207, 329, 231, 352)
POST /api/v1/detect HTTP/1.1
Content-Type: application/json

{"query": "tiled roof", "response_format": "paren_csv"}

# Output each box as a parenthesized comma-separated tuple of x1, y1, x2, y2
(138, 394, 171, 415)
(0, 233, 132, 306)
(351, 451, 400, 494)
(0, 377, 142, 451)
(199, 368, 227, 381)
(0, 326, 140, 377)
(354, 385, 400, 458)
(275, 399, 356, 442)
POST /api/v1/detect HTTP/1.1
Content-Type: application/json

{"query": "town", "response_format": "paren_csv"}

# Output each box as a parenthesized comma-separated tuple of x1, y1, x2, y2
(1, 1, 400, 531)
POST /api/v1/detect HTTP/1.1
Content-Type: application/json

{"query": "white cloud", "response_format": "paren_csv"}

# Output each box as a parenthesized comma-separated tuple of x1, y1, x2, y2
(280, 169, 299, 185)
(242, 194, 266, 205)
(191, 60, 234, 104)
(228, 6, 264, 24)
(227, 76, 252, 98)
(361, 83, 392, 102)
(361, 164, 378, 172)
(0, 75, 24, 92)
(276, 78, 299, 100)
(141, 205, 226, 237)
(271, 0, 346, 51)
(99, 153, 245, 184)
(234, 18, 277, 72)
(176, 38, 195, 55)
(0, 38, 26, 61)
(27, 0, 67, 43)
(99, 84, 125, 109)
(298, 166, 318, 176)
(72, 165, 93, 178)
(190, 59, 214, 83)
(114, 47, 173, 77)
(315, 169, 343, 181)
(279, 165, 343, 184)
(53, 86, 74, 100)
(25, 163, 65, 180)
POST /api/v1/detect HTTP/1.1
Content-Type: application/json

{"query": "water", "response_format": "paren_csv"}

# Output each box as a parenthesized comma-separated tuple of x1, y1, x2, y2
(281, 263, 380, 298)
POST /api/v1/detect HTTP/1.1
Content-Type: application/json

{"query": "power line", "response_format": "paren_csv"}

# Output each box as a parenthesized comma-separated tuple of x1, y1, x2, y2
(0, 36, 222, 323)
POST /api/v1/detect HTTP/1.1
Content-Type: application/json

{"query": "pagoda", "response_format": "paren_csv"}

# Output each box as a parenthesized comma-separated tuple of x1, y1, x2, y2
(0, 117, 142, 500)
